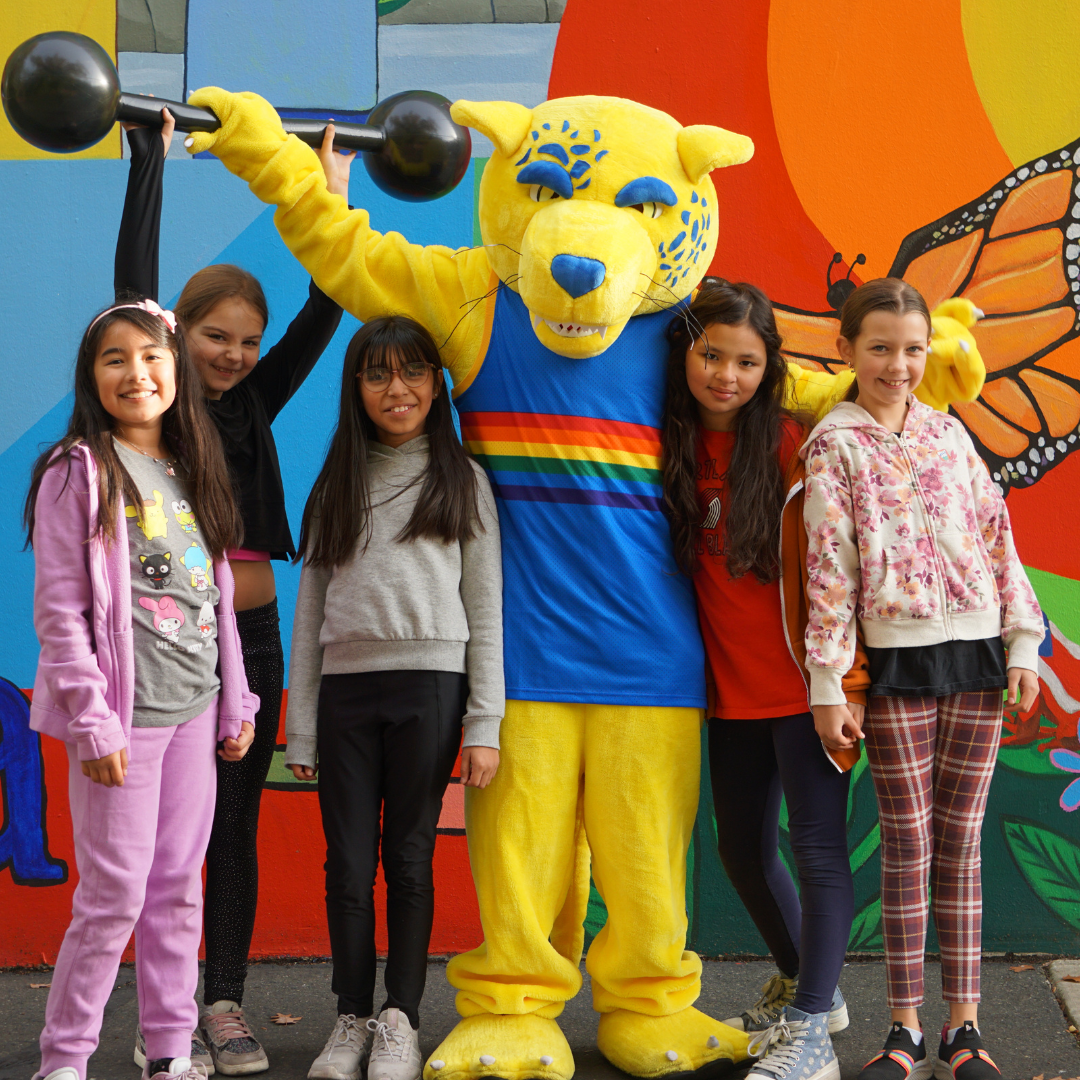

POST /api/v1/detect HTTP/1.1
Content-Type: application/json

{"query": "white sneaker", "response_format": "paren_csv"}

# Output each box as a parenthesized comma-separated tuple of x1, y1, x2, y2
(366, 1009, 422, 1080)
(144, 1058, 211, 1079)
(308, 1014, 373, 1080)
(35, 1070, 80, 1080)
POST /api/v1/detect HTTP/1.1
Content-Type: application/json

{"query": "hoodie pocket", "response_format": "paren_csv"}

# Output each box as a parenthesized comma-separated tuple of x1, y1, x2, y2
(112, 627, 134, 726)
(936, 526, 993, 614)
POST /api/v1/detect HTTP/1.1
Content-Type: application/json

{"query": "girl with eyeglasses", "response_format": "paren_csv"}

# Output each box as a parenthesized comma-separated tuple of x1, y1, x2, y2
(285, 316, 504, 1080)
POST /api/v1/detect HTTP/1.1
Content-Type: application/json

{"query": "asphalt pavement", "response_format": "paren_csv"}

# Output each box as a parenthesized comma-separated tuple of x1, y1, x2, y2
(2, 958, 1078, 1080)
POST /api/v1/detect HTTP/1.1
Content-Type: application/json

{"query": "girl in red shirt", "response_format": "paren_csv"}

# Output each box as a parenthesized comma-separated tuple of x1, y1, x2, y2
(662, 280, 867, 1080)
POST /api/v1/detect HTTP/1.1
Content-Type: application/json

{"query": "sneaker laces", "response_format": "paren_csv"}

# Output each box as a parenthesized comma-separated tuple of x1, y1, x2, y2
(743, 974, 797, 1027)
(367, 1017, 409, 1061)
(747, 1018, 811, 1077)
(205, 1009, 255, 1046)
(324, 1014, 366, 1055)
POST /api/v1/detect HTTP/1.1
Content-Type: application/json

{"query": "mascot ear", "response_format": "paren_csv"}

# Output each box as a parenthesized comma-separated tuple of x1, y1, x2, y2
(677, 125, 755, 183)
(451, 100, 534, 158)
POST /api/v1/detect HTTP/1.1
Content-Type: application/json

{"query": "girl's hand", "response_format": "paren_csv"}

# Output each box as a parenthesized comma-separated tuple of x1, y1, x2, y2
(82, 748, 129, 787)
(219, 722, 255, 761)
(813, 703, 865, 751)
(289, 763, 317, 781)
(121, 105, 176, 158)
(1006, 667, 1039, 713)
(461, 747, 499, 788)
(318, 123, 357, 199)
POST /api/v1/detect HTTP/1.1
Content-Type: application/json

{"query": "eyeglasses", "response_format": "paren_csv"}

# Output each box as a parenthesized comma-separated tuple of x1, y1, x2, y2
(358, 361, 435, 390)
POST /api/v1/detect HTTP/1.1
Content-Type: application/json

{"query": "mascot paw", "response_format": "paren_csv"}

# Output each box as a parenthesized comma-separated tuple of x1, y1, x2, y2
(184, 88, 289, 176)
(424, 1015, 574, 1080)
(596, 1007, 749, 1079)
(918, 298, 986, 410)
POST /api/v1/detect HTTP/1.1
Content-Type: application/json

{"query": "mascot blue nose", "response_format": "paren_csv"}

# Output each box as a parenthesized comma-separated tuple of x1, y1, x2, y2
(550, 254, 606, 299)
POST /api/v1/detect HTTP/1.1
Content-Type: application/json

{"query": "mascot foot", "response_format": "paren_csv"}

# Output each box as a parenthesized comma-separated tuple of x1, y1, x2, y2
(596, 1007, 750, 1079)
(424, 1015, 574, 1080)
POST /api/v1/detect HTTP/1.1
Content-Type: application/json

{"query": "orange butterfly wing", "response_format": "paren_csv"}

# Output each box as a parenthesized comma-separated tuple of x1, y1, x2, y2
(772, 141, 1080, 494)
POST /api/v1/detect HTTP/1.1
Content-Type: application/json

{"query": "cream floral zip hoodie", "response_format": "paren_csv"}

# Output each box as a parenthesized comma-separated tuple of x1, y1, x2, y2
(800, 396, 1043, 705)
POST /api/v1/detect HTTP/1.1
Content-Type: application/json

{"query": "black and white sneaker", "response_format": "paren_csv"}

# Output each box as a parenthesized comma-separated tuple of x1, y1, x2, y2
(934, 1022, 1001, 1080)
(858, 1022, 933, 1080)
(135, 1025, 215, 1075)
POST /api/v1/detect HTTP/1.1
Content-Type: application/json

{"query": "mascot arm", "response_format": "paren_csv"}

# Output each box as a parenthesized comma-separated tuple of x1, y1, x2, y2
(784, 362, 855, 420)
(186, 87, 492, 384)
(781, 298, 986, 420)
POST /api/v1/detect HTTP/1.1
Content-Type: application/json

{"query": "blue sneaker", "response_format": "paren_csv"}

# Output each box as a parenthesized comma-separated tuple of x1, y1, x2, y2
(746, 1005, 839, 1080)
(828, 986, 849, 1034)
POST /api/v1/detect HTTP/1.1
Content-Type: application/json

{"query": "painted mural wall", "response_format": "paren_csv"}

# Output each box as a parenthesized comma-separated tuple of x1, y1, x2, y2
(2, 0, 1079, 966)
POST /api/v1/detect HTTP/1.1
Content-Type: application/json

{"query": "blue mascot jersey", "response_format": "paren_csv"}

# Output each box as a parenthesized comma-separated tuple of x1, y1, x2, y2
(454, 285, 706, 707)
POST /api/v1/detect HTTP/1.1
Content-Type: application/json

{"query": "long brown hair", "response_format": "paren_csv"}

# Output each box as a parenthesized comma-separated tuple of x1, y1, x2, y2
(25, 304, 242, 558)
(175, 264, 269, 331)
(839, 277, 932, 401)
(297, 316, 482, 568)
(662, 279, 801, 581)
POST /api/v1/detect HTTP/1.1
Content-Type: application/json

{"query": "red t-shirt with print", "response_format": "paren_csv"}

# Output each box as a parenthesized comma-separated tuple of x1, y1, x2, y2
(694, 421, 809, 720)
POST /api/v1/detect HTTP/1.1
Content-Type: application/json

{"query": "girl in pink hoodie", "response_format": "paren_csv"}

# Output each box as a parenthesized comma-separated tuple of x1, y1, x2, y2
(801, 279, 1042, 1080)
(24, 300, 259, 1080)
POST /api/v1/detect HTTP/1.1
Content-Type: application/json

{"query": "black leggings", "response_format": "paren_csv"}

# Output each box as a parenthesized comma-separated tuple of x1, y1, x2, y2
(708, 712, 854, 1015)
(317, 670, 465, 1028)
(202, 599, 283, 1006)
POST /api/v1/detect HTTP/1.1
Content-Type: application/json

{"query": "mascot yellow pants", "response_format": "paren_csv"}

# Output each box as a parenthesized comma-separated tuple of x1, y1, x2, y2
(448, 700, 703, 1018)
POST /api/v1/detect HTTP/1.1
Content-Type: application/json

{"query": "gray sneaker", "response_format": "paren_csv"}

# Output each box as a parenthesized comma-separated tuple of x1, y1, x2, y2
(366, 1009, 422, 1080)
(135, 1025, 215, 1075)
(199, 1001, 269, 1076)
(308, 1014, 373, 1080)
(725, 975, 850, 1035)
(747, 1007, 840, 1080)
(725, 973, 798, 1032)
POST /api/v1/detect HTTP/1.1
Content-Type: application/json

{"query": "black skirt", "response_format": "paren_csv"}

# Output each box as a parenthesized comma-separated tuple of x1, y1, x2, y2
(866, 637, 1008, 697)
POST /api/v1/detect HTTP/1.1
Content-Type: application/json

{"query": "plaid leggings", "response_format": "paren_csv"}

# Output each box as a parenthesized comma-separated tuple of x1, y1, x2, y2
(864, 690, 1002, 1008)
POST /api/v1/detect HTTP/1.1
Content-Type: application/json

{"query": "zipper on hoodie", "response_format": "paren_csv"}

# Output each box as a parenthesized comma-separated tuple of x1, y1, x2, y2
(897, 429, 954, 641)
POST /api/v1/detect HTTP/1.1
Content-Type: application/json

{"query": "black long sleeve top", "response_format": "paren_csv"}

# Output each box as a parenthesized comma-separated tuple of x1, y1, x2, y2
(115, 126, 344, 559)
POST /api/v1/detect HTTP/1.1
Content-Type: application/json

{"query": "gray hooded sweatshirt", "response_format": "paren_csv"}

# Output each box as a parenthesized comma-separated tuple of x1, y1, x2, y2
(285, 436, 504, 769)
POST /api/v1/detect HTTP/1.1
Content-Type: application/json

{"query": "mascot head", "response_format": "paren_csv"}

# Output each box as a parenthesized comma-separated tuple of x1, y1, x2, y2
(451, 96, 754, 359)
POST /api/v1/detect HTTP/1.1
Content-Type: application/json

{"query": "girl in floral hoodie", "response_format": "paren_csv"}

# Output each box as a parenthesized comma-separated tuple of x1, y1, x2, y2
(801, 278, 1043, 1080)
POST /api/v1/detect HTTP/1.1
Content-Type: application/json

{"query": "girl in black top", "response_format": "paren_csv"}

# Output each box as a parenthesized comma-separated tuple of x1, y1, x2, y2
(116, 110, 349, 1076)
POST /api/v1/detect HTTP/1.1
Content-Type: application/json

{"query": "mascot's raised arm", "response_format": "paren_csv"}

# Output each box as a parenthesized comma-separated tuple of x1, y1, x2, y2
(187, 87, 984, 1080)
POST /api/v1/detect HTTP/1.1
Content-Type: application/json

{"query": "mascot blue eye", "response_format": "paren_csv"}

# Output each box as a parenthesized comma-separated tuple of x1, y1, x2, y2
(614, 177, 678, 209)
(518, 161, 574, 201)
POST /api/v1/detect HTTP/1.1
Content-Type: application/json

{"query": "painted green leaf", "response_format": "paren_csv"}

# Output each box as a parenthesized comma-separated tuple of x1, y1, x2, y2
(849, 822, 880, 876)
(848, 897, 882, 950)
(378, 0, 414, 14)
(1002, 816, 1080, 933)
(584, 879, 608, 943)
(996, 739, 1062, 777)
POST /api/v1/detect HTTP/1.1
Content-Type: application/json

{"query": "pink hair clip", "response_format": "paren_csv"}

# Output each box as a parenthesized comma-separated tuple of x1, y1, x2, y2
(88, 298, 178, 334)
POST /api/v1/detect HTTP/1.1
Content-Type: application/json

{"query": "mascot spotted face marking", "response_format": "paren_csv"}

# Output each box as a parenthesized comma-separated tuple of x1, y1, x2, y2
(456, 97, 751, 359)
(188, 84, 976, 1080)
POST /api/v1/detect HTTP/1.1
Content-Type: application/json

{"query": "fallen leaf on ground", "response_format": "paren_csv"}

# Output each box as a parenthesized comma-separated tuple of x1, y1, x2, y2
(270, 1013, 301, 1025)
(1032, 1074, 1043, 1079)
(1062, 975, 1080, 983)
(29, 982, 50, 988)
(1009, 964, 1034, 972)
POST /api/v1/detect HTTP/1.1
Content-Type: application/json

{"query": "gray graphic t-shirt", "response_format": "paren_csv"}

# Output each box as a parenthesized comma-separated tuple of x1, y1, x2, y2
(116, 440, 221, 727)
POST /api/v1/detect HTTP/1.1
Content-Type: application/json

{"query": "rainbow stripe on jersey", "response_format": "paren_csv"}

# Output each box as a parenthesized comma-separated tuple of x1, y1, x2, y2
(459, 411, 663, 511)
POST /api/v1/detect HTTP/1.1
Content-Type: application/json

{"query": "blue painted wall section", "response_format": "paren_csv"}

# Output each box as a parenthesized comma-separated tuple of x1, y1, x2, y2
(0, 679, 67, 886)
(186, 0, 377, 110)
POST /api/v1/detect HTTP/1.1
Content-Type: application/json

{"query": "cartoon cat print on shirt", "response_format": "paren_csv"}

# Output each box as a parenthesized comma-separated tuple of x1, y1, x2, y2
(138, 595, 185, 644)
(138, 551, 172, 589)
(125, 490, 168, 541)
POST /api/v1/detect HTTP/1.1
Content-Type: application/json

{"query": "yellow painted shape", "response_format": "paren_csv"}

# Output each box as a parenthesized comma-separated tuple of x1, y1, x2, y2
(0, 0, 119, 160)
(464, 439, 659, 470)
(962, 0, 1080, 167)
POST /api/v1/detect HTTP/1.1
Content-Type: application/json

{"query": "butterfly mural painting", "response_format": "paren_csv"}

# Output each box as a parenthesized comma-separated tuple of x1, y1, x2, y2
(772, 137, 1080, 496)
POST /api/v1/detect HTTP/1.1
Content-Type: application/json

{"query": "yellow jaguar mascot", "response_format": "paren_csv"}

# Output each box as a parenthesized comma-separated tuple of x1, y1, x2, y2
(187, 89, 983, 1080)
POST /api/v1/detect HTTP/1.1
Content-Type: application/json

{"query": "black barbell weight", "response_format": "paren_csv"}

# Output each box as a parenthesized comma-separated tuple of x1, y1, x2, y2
(1, 31, 471, 201)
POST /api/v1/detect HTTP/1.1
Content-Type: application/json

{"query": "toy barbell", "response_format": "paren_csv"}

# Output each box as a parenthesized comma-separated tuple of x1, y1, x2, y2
(1, 31, 470, 201)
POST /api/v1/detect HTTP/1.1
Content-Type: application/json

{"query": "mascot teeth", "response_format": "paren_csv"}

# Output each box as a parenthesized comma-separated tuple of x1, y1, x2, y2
(531, 313, 608, 340)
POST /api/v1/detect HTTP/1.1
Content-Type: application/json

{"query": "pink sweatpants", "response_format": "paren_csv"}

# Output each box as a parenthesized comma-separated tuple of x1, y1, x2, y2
(38, 698, 218, 1080)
